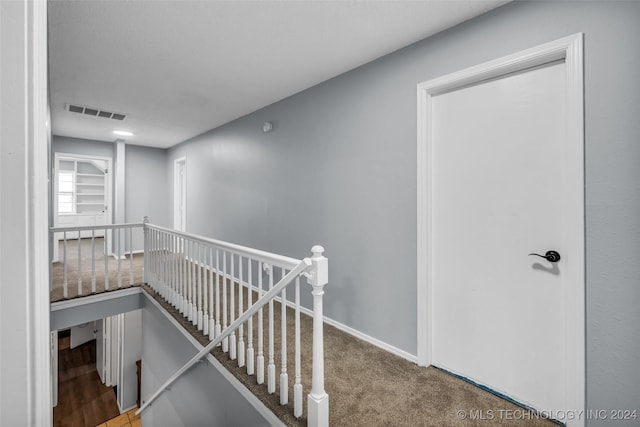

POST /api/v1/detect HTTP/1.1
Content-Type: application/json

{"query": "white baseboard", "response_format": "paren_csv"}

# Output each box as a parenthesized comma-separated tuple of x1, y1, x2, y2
(312, 312, 418, 364)
(119, 404, 138, 414)
(206, 268, 419, 364)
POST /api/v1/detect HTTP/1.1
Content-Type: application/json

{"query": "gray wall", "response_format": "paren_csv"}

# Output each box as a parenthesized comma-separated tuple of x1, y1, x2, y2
(125, 144, 170, 251)
(53, 135, 115, 158)
(166, 1, 640, 424)
(125, 144, 169, 226)
(140, 296, 271, 427)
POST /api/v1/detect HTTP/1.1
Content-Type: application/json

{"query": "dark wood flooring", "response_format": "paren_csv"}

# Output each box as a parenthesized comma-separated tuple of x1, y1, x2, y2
(53, 336, 120, 427)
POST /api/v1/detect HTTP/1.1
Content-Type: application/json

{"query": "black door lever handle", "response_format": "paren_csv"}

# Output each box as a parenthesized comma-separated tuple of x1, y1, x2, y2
(529, 250, 561, 263)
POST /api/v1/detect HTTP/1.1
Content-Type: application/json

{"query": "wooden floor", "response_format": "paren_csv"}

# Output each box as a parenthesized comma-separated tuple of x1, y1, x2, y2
(54, 335, 121, 427)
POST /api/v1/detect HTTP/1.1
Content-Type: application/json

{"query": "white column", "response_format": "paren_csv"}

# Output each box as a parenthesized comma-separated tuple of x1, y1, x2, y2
(114, 139, 126, 258)
(307, 246, 329, 427)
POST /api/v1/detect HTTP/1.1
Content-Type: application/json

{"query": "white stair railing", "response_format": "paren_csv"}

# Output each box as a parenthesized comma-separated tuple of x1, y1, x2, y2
(50, 221, 145, 299)
(141, 221, 329, 427)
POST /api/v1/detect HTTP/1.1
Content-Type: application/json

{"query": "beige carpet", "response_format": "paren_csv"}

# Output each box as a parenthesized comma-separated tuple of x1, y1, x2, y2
(51, 238, 143, 302)
(51, 245, 558, 426)
(142, 283, 558, 427)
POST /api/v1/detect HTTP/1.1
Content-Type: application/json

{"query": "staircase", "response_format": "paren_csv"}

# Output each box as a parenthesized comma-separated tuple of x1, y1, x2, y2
(140, 222, 329, 426)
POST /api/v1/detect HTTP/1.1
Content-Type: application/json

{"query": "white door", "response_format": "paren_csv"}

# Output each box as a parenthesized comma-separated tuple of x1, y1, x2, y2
(417, 35, 584, 423)
(174, 157, 186, 231)
(95, 319, 105, 383)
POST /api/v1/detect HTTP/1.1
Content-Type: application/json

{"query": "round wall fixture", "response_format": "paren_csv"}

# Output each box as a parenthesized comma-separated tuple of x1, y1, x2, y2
(262, 121, 273, 133)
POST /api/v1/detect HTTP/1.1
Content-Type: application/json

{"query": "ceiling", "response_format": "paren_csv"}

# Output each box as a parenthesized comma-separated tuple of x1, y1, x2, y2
(48, 0, 508, 149)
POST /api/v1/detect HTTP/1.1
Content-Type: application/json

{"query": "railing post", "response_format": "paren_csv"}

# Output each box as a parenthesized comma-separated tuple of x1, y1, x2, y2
(143, 216, 149, 284)
(307, 245, 329, 427)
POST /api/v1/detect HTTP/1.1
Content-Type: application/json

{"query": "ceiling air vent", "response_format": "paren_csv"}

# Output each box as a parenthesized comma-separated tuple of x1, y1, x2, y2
(66, 104, 127, 121)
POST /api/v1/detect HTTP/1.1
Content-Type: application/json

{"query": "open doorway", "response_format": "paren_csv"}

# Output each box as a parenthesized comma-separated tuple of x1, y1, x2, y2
(51, 311, 142, 425)
(52, 153, 112, 262)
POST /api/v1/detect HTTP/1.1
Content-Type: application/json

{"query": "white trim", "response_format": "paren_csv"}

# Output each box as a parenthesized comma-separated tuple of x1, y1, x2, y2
(140, 288, 285, 427)
(52, 152, 113, 261)
(50, 286, 142, 311)
(173, 157, 187, 232)
(29, 0, 52, 424)
(309, 308, 417, 364)
(416, 34, 584, 425)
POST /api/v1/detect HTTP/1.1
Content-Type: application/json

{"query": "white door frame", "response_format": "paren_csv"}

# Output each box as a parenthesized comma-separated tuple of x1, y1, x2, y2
(174, 157, 187, 231)
(417, 34, 584, 421)
(52, 152, 113, 261)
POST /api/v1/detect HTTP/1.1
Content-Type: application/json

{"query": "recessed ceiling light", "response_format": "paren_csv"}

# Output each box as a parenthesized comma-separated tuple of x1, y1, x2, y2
(113, 130, 134, 137)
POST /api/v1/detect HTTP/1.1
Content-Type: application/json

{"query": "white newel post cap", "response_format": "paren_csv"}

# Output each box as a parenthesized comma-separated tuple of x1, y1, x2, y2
(309, 245, 328, 287)
(143, 216, 149, 224)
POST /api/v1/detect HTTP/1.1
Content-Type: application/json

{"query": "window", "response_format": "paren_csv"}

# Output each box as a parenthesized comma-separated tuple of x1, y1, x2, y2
(58, 171, 75, 213)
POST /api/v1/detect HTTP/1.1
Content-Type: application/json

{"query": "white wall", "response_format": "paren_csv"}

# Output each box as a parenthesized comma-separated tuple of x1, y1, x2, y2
(0, 0, 50, 425)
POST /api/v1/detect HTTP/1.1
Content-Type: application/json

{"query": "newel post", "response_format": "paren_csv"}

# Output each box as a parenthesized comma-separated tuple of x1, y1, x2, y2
(142, 216, 149, 284)
(307, 245, 329, 427)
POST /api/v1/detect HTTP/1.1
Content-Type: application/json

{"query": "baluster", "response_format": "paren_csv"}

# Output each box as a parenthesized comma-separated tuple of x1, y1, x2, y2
(63, 231, 68, 298)
(152, 229, 157, 288)
(158, 232, 163, 295)
(280, 268, 288, 405)
(256, 261, 264, 384)
(166, 233, 170, 295)
(188, 240, 194, 322)
(237, 256, 245, 367)
(148, 229, 153, 288)
(174, 236, 179, 304)
(229, 253, 236, 360)
(91, 229, 96, 293)
(222, 251, 228, 352)
(117, 228, 122, 288)
(175, 235, 180, 308)
(179, 236, 185, 313)
(153, 230, 158, 289)
(191, 240, 197, 323)
(104, 229, 109, 290)
(307, 246, 329, 427)
(163, 232, 168, 297)
(215, 249, 221, 340)
(203, 245, 209, 336)
(246, 258, 254, 375)
(294, 276, 302, 417)
(77, 230, 82, 295)
(171, 235, 176, 307)
(208, 247, 215, 340)
(161, 232, 167, 296)
(159, 232, 164, 296)
(197, 243, 203, 331)
(129, 227, 133, 285)
(267, 263, 275, 394)
(142, 217, 149, 285)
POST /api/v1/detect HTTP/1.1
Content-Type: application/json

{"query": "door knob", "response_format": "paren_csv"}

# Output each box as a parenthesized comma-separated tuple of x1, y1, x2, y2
(528, 250, 561, 263)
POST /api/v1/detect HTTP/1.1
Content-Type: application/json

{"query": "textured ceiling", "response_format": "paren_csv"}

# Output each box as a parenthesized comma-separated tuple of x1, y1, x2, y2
(48, 0, 508, 148)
